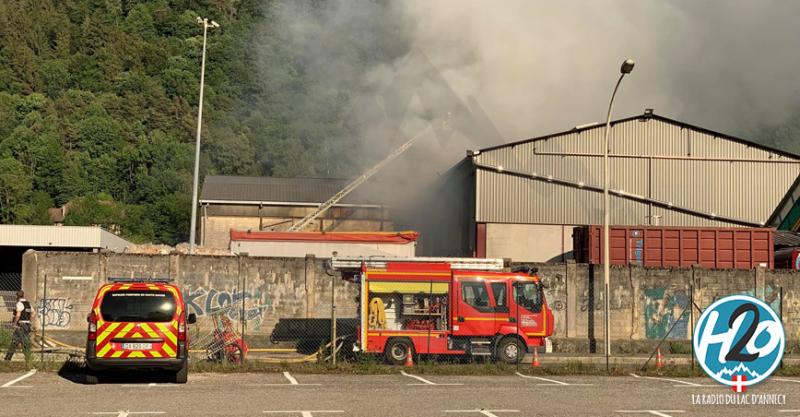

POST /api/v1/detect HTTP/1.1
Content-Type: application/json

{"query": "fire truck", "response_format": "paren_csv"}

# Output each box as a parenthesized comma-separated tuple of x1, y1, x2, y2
(331, 256, 554, 364)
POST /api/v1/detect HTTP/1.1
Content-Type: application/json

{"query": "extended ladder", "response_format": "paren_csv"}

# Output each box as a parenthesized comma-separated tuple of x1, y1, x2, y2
(287, 126, 433, 232)
(330, 255, 507, 271)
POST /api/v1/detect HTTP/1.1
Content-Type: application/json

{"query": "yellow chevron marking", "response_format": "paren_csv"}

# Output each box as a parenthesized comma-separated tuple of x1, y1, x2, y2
(97, 343, 112, 358)
(111, 350, 124, 358)
(118, 323, 135, 337)
(128, 351, 145, 358)
(97, 322, 120, 344)
(149, 351, 162, 358)
(156, 323, 177, 345)
(140, 323, 159, 338)
(161, 343, 176, 357)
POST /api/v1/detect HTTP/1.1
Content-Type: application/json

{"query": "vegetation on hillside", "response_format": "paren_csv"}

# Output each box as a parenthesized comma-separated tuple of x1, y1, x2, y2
(0, 0, 408, 244)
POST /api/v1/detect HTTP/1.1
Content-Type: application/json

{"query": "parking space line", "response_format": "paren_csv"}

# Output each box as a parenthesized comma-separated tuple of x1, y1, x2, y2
(400, 371, 463, 386)
(283, 372, 299, 385)
(629, 373, 710, 387)
(444, 409, 519, 417)
(121, 384, 177, 388)
(514, 371, 592, 386)
(90, 411, 165, 416)
(775, 378, 800, 384)
(263, 411, 343, 417)
(616, 410, 684, 417)
(245, 372, 321, 387)
(2, 369, 36, 388)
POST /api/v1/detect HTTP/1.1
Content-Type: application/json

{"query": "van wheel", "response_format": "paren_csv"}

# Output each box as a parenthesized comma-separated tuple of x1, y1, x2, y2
(496, 336, 525, 364)
(84, 371, 99, 385)
(173, 361, 188, 384)
(384, 338, 413, 365)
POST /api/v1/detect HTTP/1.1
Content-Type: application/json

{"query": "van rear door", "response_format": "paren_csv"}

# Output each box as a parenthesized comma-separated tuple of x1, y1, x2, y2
(95, 289, 179, 359)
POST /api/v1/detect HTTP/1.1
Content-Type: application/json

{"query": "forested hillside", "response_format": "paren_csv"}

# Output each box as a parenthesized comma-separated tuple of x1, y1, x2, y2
(0, 0, 407, 244)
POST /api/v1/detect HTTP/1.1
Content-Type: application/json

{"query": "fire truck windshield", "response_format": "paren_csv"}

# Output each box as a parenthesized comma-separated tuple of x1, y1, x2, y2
(513, 282, 542, 313)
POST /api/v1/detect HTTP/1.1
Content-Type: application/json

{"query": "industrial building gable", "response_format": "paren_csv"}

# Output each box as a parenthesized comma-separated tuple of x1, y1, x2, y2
(427, 110, 800, 262)
(473, 111, 800, 228)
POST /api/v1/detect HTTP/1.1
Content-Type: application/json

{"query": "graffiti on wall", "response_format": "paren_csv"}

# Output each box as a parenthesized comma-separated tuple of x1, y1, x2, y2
(37, 298, 73, 327)
(643, 288, 689, 340)
(184, 286, 272, 330)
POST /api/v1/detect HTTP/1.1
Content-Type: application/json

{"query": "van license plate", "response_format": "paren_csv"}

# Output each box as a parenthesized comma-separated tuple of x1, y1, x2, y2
(122, 343, 152, 350)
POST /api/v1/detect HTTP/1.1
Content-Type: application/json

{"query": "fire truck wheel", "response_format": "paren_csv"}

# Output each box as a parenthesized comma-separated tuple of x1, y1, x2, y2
(496, 336, 524, 364)
(384, 338, 413, 365)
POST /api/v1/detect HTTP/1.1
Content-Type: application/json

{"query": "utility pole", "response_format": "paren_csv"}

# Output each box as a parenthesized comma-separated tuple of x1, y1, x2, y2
(189, 17, 219, 254)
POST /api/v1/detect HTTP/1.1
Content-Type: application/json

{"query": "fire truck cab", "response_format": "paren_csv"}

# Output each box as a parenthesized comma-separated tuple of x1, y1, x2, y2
(332, 256, 553, 364)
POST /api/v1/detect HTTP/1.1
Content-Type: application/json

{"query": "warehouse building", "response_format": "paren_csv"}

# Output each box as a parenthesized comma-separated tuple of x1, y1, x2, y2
(0, 225, 131, 295)
(418, 110, 800, 262)
(199, 176, 392, 249)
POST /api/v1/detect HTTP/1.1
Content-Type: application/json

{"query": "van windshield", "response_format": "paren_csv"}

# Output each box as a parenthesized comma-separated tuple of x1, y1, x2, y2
(100, 290, 176, 322)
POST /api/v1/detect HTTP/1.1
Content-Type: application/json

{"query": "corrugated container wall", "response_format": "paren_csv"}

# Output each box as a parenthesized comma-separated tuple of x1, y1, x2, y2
(573, 225, 774, 270)
(474, 115, 800, 228)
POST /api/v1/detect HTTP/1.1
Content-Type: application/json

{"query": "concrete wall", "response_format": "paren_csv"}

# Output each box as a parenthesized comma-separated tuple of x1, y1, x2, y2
(486, 223, 574, 262)
(22, 250, 800, 352)
(22, 251, 358, 346)
(533, 262, 799, 352)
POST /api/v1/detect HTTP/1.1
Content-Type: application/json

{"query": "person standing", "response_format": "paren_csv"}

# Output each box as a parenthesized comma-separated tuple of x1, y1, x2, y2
(4, 291, 32, 361)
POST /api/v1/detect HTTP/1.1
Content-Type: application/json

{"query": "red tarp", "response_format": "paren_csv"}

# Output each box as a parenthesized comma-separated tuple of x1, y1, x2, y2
(229, 230, 419, 244)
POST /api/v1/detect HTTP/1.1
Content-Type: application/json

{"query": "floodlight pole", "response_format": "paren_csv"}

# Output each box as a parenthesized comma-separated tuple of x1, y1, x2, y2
(189, 17, 218, 254)
(603, 59, 635, 372)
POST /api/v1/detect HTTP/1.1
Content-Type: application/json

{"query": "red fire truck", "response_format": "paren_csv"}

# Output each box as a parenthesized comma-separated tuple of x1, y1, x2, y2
(332, 256, 554, 364)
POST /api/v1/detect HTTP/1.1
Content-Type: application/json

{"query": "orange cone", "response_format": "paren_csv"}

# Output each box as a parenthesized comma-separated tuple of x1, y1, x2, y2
(405, 346, 414, 367)
(531, 348, 541, 367)
(656, 348, 663, 369)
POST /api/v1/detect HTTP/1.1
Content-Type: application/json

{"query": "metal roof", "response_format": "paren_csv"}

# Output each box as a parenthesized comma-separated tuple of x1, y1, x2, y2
(473, 111, 800, 228)
(199, 176, 385, 206)
(478, 111, 800, 159)
(0, 225, 131, 251)
(775, 230, 800, 248)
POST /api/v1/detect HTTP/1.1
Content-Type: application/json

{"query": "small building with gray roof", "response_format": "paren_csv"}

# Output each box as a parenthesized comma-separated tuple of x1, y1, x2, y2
(198, 176, 393, 249)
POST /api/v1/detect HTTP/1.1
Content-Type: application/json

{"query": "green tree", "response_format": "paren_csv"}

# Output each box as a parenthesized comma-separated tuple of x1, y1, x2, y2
(0, 157, 33, 223)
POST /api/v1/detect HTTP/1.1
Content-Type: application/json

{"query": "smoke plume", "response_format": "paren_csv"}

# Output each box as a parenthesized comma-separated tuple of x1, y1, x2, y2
(272, 0, 800, 166)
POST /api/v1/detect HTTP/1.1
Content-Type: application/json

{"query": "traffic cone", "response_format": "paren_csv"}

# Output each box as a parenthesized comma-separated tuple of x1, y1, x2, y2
(531, 348, 541, 368)
(656, 348, 663, 369)
(405, 346, 414, 367)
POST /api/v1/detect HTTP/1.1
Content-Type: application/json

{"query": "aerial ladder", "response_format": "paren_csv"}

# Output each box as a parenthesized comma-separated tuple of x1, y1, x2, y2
(287, 126, 433, 232)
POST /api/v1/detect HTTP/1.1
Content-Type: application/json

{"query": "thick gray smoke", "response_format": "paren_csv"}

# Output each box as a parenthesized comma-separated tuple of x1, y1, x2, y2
(274, 0, 800, 163)
(396, 0, 800, 141)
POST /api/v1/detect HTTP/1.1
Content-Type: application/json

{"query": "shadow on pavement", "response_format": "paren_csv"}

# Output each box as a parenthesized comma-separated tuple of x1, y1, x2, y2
(57, 358, 176, 385)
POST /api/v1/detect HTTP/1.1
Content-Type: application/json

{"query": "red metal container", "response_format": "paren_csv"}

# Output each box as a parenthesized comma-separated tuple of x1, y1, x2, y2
(573, 225, 774, 270)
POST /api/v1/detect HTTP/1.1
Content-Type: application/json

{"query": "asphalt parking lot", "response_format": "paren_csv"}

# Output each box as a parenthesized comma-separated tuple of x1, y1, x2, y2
(2, 369, 799, 417)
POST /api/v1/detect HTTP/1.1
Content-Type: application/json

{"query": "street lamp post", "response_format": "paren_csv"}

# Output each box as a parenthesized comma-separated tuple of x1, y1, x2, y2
(189, 17, 219, 255)
(603, 58, 635, 371)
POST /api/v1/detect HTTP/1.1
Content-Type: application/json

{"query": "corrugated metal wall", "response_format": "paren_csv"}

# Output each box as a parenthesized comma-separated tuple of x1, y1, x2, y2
(475, 117, 800, 227)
